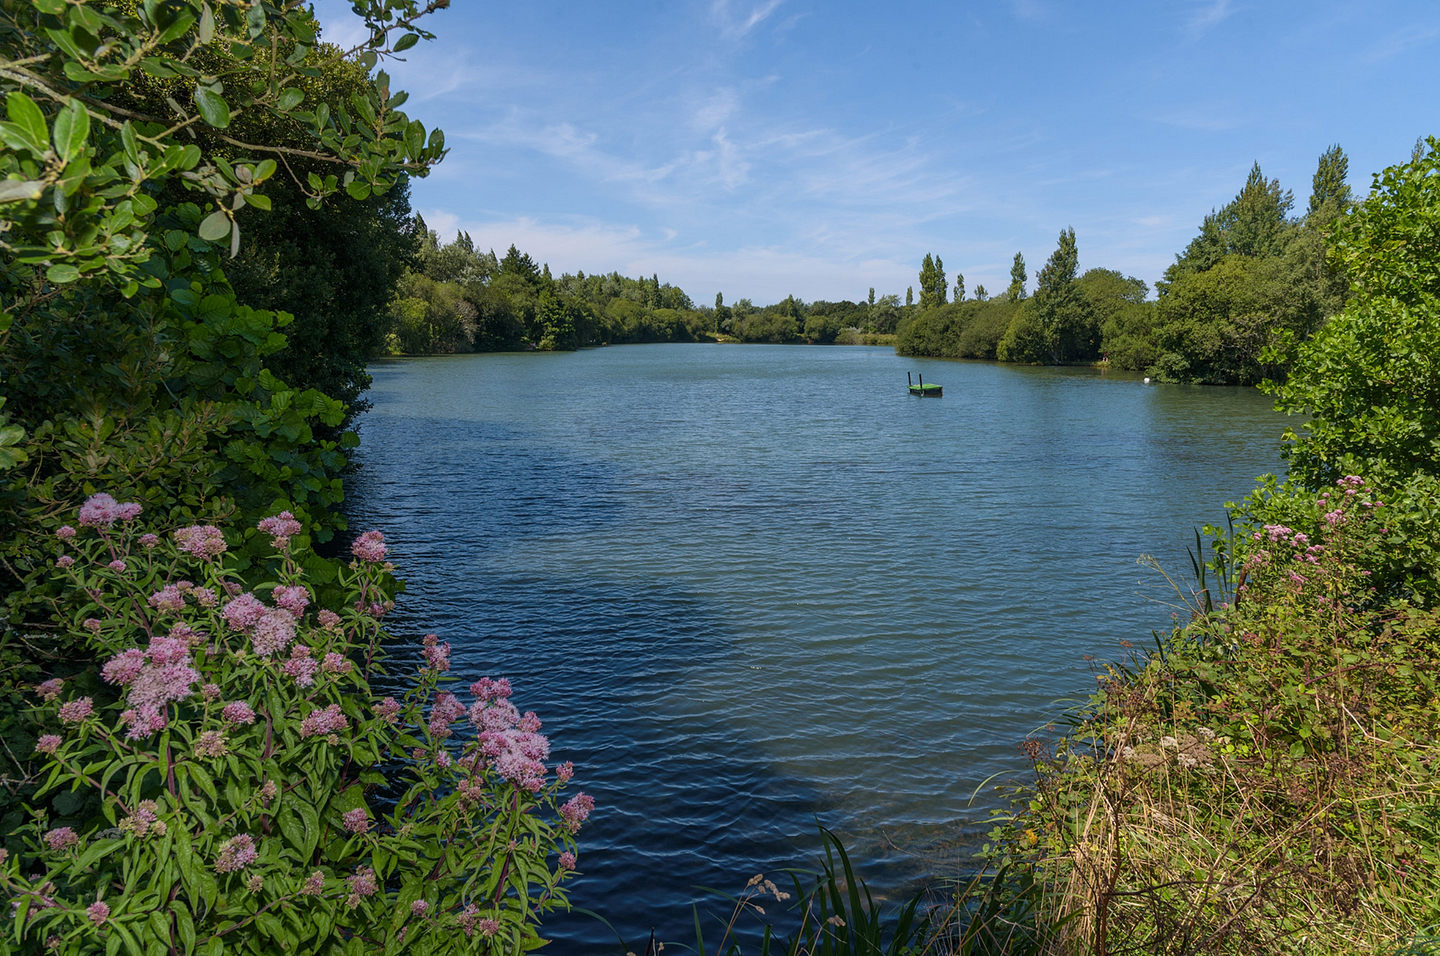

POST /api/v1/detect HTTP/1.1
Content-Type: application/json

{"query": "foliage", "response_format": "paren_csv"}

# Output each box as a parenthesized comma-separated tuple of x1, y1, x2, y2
(4, 498, 592, 954)
(1247, 135, 1440, 600)
(0, 0, 445, 294)
(1006, 254, 1027, 302)
(997, 229, 1098, 365)
(1004, 477, 1440, 954)
(896, 300, 1017, 361)
(918, 254, 947, 310)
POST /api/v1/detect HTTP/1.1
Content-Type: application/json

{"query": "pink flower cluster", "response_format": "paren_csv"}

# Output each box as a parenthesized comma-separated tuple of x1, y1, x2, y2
(102, 634, 201, 739)
(283, 646, 319, 687)
(221, 592, 300, 659)
(469, 696, 550, 792)
(174, 524, 227, 560)
(58, 698, 93, 723)
(300, 703, 349, 739)
(78, 493, 142, 529)
(272, 585, 309, 617)
(36, 679, 64, 702)
(429, 692, 466, 739)
(148, 585, 187, 614)
(421, 633, 450, 672)
(458, 905, 498, 939)
(342, 808, 370, 834)
(35, 734, 62, 755)
(44, 827, 78, 852)
(558, 851, 576, 870)
(222, 701, 256, 725)
(351, 530, 387, 563)
(559, 793, 594, 833)
(215, 834, 257, 873)
(258, 511, 302, 549)
(374, 697, 401, 723)
(345, 867, 378, 907)
(87, 901, 110, 926)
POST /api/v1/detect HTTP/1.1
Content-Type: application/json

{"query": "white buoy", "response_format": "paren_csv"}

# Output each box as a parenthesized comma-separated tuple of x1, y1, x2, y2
(1143, 377, 1151, 384)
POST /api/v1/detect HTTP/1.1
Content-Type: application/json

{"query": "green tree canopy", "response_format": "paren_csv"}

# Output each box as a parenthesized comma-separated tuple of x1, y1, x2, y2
(1007, 252, 1027, 301)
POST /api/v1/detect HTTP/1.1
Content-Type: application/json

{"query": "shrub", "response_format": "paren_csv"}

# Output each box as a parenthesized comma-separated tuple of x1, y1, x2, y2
(3, 496, 591, 954)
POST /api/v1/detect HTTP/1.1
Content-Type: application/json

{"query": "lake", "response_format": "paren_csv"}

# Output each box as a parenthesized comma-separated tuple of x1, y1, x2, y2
(346, 343, 1288, 951)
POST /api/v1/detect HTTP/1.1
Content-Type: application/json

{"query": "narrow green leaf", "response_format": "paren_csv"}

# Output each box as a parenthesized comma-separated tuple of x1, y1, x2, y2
(393, 32, 419, 52)
(198, 2, 215, 43)
(0, 179, 44, 203)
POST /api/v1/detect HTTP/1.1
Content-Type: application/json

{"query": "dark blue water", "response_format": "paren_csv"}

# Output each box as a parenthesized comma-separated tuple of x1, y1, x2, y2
(346, 344, 1286, 951)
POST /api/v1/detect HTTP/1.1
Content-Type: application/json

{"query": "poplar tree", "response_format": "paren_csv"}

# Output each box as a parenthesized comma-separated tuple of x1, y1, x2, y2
(953, 273, 965, 303)
(1308, 145, 1353, 218)
(918, 254, 947, 308)
(1007, 253, 1028, 301)
(906, 286, 914, 307)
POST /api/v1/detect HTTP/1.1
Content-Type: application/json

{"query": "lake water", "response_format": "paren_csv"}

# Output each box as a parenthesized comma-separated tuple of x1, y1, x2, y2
(346, 344, 1287, 951)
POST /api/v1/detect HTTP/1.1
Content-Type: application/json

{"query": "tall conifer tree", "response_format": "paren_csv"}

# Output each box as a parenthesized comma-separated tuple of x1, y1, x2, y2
(1308, 145, 1353, 217)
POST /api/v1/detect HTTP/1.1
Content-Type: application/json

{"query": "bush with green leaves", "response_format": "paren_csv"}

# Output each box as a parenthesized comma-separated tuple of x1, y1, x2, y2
(2, 495, 592, 954)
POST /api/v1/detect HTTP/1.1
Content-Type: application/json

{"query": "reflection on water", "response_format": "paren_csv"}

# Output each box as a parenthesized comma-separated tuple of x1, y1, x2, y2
(346, 344, 1287, 950)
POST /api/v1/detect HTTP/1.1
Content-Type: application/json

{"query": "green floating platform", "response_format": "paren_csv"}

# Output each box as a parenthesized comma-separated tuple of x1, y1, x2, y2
(907, 382, 942, 397)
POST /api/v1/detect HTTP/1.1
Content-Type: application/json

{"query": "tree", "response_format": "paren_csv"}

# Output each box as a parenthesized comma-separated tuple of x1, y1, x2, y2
(953, 273, 965, 303)
(1308, 144, 1353, 218)
(1162, 162, 1294, 290)
(906, 286, 914, 307)
(998, 228, 1096, 364)
(918, 253, 947, 309)
(1007, 252, 1027, 301)
(974, 284, 989, 301)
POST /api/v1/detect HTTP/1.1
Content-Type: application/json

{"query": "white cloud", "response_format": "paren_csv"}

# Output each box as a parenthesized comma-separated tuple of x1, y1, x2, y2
(1184, 0, 1235, 40)
(712, 0, 785, 39)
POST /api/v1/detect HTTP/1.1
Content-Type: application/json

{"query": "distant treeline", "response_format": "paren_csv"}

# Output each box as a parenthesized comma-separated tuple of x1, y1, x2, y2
(384, 224, 921, 354)
(897, 146, 1357, 385)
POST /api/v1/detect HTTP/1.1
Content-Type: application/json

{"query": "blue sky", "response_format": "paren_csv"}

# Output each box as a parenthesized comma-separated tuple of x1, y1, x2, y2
(315, 0, 1439, 305)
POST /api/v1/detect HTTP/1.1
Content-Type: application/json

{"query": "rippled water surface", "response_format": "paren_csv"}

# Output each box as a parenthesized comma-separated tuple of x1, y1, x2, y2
(347, 344, 1286, 950)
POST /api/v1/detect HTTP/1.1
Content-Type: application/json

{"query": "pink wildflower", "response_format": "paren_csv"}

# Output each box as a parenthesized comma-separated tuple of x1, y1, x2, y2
(272, 585, 309, 617)
(350, 530, 387, 563)
(120, 704, 167, 739)
(83, 618, 102, 634)
(477, 918, 499, 938)
(139, 533, 159, 549)
(428, 692, 466, 738)
(56, 526, 77, 542)
(374, 697, 401, 723)
(257, 511, 303, 549)
(411, 900, 429, 916)
(174, 524, 227, 560)
(457, 905, 481, 937)
(282, 647, 318, 687)
(44, 827, 79, 851)
(128, 663, 198, 708)
(435, 750, 452, 768)
(342, 808, 369, 834)
(470, 677, 513, 702)
(300, 704, 348, 738)
(222, 701, 256, 725)
(302, 871, 325, 895)
(422, 639, 451, 672)
(251, 609, 297, 658)
(148, 586, 186, 614)
(56, 555, 74, 568)
(318, 609, 341, 630)
(193, 586, 218, 608)
(559, 793, 594, 833)
(345, 867, 378, 905)
(86, 901, 110, 926)
(107, 559, 127, 572)
(58, 698, 94, 723)
(321, 652, 351, 674)
(146, 634, 191, 666)
(78, 493, 123, 528)
(115, 502, 141, 521)
(518, 711, 542, 733)
(558, 851, 576, 870)
(194, 731, 228, 758)
(36, 678, 64, 702)
(35, 735, 62, 755)
(556, 761, 574, 784)
(201, 683, 222, 701)
(215, 834, 257, 873)
(222, 593, 267, 632)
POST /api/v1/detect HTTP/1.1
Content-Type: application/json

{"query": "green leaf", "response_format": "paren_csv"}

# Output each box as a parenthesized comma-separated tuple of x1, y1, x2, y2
(6, 92, 50, 152)
(394, 32, 419, 52)
(0, 179, 44, 204)
(277, 88, 304, 111)
(198, 209, 230, 241)
(46, 263, 81, 284)
(243, 193, 272, 210)
(52, 98, 90, 162)
(198, 2, 215, 43)
(193, 88, 231, 128)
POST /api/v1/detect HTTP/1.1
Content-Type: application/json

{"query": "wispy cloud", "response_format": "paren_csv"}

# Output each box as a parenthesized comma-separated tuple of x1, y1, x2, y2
(1356, 22, 1440, 64)
(712, 0, 784, 39)
(1184, 0, 1235, 39)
